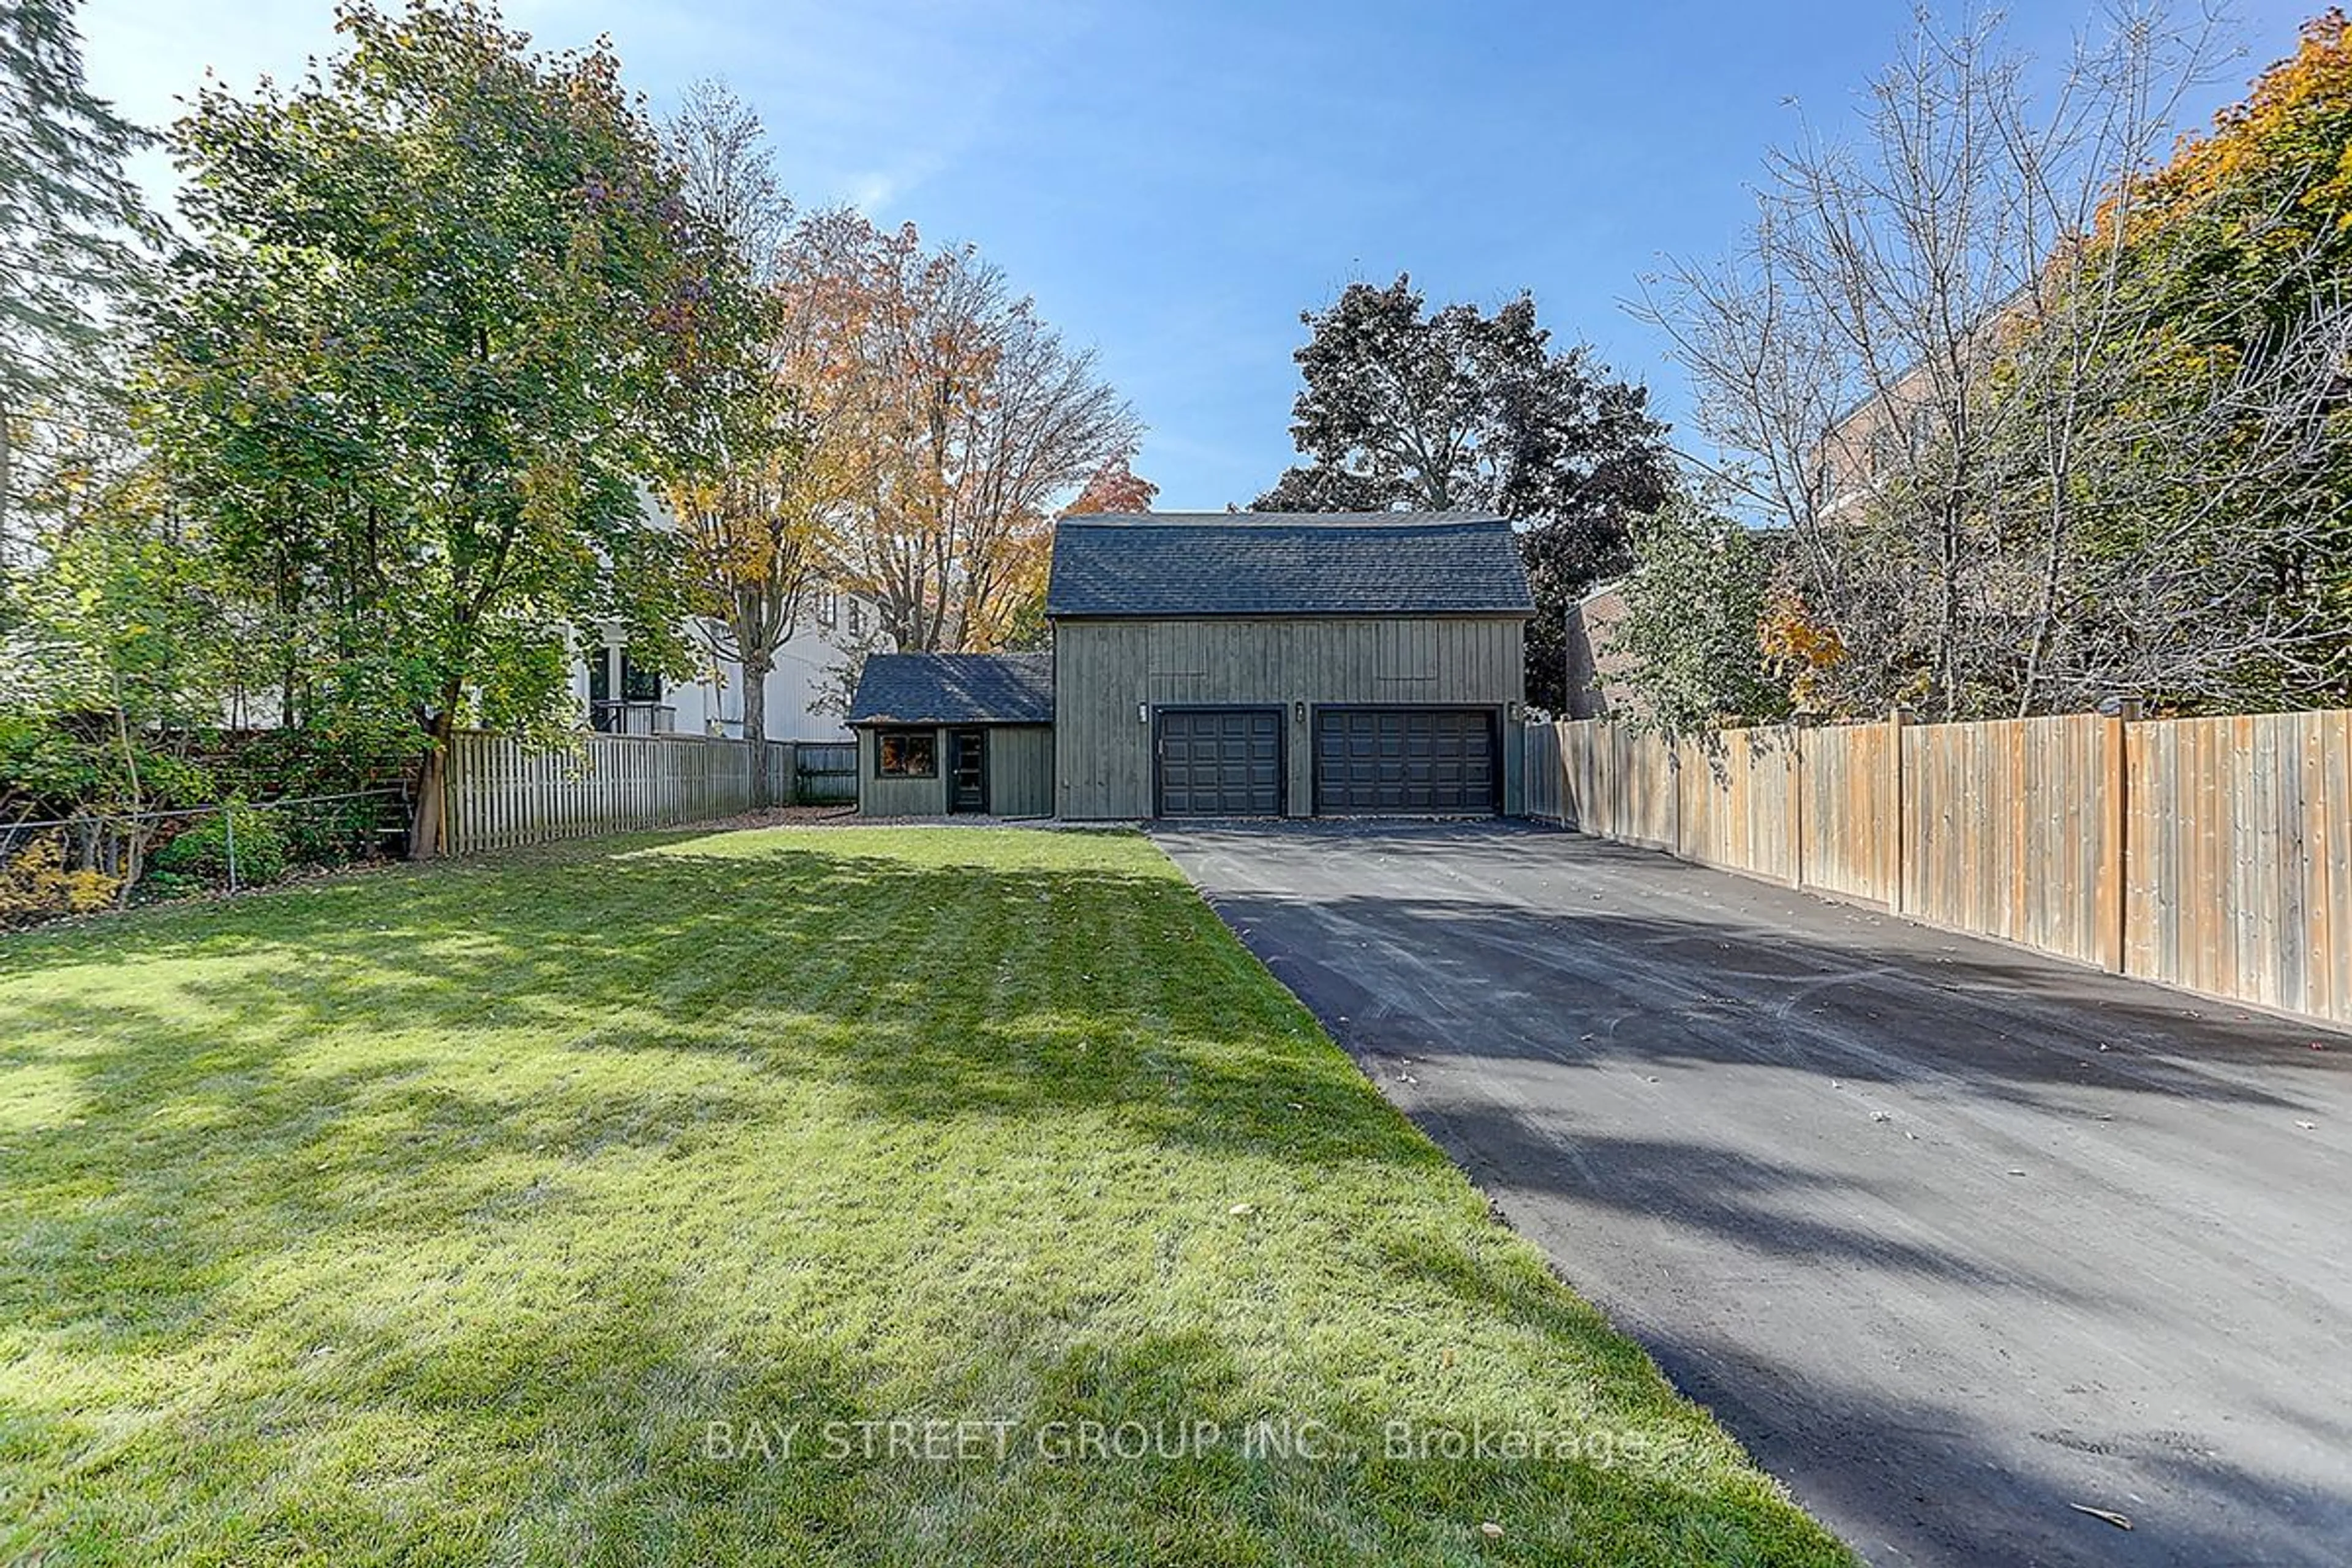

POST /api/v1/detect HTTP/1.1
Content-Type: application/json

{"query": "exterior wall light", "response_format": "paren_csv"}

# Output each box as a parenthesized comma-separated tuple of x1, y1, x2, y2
(1294, 699, 1306, 723)
(1137, 701, 1148, 725)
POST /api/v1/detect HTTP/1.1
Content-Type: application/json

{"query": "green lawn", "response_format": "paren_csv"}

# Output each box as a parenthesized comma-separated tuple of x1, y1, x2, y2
(0, 827, 1849, 1566)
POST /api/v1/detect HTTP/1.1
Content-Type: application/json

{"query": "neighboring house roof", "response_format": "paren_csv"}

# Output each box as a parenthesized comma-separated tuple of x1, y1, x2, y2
(1574, 576, 1628, 612)
(845, 653, 1055, 726)
(1046, 511, 1537, 619)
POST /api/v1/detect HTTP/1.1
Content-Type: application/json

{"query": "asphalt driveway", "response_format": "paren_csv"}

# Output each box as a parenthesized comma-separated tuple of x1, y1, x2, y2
(1153, 820, 2352, 1568)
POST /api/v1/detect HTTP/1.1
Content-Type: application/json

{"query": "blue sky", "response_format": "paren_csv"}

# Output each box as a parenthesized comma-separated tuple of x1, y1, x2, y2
(81, 0, 2316, 508)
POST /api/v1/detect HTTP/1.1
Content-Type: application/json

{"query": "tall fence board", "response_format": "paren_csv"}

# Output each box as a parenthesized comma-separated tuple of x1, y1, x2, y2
(2125, 710, 2352, 1023)
(1902, 715, 2108, 965)
(1678, 727, 1799, 884)
(1798, 723, 1894, 901)
(1558, 720, 1678, 846)
(443, 731, 843, 856)
(1525, 722, 1565, 824)
(1522, 707, 2352, 1029)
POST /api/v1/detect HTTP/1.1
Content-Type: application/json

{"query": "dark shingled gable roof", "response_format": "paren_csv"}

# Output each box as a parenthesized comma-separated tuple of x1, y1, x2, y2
(1045, 511, 1537, 619)
(845, 653, 1055, 726)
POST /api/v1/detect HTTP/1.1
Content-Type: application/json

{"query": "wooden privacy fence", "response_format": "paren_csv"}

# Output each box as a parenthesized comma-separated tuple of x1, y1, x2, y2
(442, 731, 833, 855)
(794, 742, 858, 805)
(1523, 709, 2352, 1028)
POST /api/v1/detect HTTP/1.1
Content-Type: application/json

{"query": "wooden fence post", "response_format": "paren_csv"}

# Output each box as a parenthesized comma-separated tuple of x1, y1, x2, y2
(1670, 736, 1685, 859)
(1789, 726, 1806, 890)
(2101, 696, 2143, 973)
(1888, 706, 1912, 913)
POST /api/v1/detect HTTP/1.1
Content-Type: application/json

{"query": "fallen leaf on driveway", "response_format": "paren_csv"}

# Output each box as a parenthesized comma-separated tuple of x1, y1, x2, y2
(2295, 1120, 2316, 1130)
(2067, 1502, 2133, 1530)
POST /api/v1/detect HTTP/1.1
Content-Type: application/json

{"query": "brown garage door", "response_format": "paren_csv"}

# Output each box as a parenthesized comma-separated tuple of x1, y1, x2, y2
(1314, 707, 1498, 815)
(1156, 708, 1283, 817)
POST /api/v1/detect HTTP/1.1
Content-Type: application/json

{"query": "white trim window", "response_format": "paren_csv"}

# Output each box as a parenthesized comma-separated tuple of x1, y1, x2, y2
(815, 584, 839, 629)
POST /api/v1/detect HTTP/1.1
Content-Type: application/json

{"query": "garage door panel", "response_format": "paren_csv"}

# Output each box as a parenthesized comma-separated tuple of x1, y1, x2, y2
(1315, 708, 1496, 816)
(1157, 708, 1282, 817)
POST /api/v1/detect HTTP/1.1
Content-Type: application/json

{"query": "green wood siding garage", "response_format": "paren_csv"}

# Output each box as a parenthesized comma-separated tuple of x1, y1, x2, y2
(846, 512, 1536, 821)
(1047, 513, 1536, 820)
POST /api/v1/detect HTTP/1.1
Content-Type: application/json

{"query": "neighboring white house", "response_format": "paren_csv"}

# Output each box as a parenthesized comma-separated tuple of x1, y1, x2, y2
(570, 581, 880, 742)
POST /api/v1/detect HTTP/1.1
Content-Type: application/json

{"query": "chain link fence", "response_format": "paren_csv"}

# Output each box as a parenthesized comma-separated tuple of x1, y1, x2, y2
(1, 788, 412, 927)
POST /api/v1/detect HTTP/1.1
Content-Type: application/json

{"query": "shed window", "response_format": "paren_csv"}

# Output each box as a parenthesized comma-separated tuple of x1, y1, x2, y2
(876, 728, 936, 778)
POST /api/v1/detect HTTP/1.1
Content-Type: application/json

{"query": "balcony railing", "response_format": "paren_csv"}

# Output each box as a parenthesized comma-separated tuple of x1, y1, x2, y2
(589, 699, 676, 736)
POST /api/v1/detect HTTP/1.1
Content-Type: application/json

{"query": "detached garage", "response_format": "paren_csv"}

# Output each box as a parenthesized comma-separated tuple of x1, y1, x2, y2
(1046, 512, 1535, 820)
(846, 653, 1055, 818)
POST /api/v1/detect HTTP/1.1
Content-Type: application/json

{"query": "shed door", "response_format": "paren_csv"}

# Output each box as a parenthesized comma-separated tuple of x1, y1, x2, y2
(1156, 709, 1283, 818)
(1314, 708, 1498, 815)
(948, 729, 987, 814)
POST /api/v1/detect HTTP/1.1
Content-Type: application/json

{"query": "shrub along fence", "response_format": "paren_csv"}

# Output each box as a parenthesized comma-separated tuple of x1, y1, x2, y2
(1, 789, 410, 926)
(1524, 708, 2352, 1028)
(439, 730, 846, 855)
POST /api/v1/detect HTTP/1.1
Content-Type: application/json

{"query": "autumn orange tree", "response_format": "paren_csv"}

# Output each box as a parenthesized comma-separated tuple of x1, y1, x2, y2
(1065, 453, 1159, 514)
(835, 218, 1140, 654)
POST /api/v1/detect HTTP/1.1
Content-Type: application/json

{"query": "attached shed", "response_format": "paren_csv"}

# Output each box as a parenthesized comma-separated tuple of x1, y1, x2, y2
(845, 653, 1055, 817)
(1046, 513, 1536, 820)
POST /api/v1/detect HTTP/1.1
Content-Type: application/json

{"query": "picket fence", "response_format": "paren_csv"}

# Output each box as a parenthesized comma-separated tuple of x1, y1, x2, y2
(1525, 709, 2352, 1028)
(440, 731, 850, 855)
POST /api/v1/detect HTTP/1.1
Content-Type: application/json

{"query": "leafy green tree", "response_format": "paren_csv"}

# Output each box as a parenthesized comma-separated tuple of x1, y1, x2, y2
(0, 406, 239, 890)
(144, 1, 704, 853)
(1613, 492, 1790, 733)
(0, 0, 153, 581)
(1255, 276, 1671, 710)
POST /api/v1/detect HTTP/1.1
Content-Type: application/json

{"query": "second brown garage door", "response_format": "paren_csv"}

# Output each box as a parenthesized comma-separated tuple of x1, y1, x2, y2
(1314, 707, 1498, 816)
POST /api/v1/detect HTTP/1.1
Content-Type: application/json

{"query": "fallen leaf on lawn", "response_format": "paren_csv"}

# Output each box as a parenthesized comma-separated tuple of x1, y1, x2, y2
(1227, 1202, 1255, 1217)
(1479, 1521, 1504, 1539)
(2067, 1502, 2133, 1530)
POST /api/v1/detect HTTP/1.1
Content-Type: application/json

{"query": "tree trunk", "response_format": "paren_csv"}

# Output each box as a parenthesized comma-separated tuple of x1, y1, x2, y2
(742, 660, 769, 804)
(409, 709, 457, 860)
